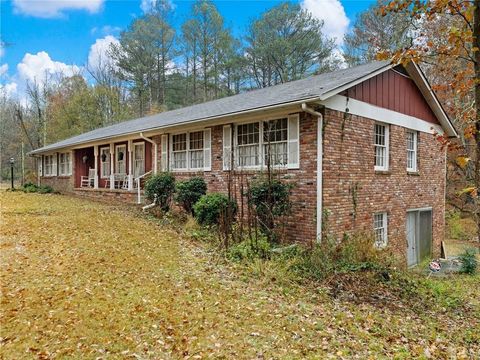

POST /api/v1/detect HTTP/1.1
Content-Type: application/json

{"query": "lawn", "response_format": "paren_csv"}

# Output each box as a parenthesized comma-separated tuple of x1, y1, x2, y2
(1, 191, 479, 359)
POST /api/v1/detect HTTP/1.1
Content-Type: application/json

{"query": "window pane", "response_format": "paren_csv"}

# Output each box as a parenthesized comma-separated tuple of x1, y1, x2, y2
(189, 131, 204, 150)
(173, 151, 187, 169)
(173, 134, 187, 151)
(190, 150, 204, 169)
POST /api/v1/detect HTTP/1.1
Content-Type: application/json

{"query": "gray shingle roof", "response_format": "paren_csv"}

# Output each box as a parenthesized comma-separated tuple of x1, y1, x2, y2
(30, 61, 390, 154)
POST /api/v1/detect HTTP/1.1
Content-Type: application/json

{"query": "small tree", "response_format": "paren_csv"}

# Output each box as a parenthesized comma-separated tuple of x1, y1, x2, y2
(175, 177, 207, 215)
(246, 177, 293, 241)
(144, 172, 175, 211)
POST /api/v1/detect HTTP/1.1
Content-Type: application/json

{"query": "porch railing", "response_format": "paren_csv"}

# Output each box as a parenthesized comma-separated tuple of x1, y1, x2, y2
(135, 170, 153, 204)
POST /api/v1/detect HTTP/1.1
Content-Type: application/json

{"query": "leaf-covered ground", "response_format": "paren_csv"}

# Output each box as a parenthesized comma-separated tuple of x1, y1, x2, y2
(1, 192, 479, 359)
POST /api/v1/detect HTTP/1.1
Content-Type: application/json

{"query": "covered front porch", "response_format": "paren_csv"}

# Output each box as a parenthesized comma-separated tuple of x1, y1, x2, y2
(73, 138, 157, 201)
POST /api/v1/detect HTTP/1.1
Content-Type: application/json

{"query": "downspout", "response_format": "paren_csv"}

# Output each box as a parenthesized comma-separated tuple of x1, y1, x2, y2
(301, 103, 324, 243)
(139, 132, 158, 174)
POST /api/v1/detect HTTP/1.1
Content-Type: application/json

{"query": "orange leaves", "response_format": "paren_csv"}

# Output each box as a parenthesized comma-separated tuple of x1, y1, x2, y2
(456, 155, 471, 169)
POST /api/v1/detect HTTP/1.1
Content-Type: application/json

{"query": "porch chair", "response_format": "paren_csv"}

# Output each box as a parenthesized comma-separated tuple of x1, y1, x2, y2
(80, 168, 96, 188)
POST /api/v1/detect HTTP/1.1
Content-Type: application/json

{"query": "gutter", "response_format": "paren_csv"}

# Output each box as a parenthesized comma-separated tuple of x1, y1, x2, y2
(139, 132, 158, 174)
(301, 103, 324, 243)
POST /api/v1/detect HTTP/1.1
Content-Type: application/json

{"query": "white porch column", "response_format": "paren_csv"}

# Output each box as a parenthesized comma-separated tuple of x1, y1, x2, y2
(153, 142, 158, 174)
(128, 139, 133, 191)
(93, 145, 99, 189)
(110, 143, 115, 190)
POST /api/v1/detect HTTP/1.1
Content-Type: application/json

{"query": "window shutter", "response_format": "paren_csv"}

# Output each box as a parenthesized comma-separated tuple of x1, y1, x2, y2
(52, 153, 58, 176)
(38, 156, 43, 177)
(223, 125, 232, 170)
(287, 114, 300, 169)
(68, 152, 73, 175)
(204, 128, 211, 171)
(161, 134, 168, 171)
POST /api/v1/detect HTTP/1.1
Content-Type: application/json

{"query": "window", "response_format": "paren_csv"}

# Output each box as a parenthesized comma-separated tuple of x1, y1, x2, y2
(171, 131, 206, 170)
(172, 133, 187, 169)
(115, 145, 126, 174)
(263, 118, 288, 166)
(59, 152, 71, 176)
(236, 118, 289, 168)
(100, 147, 110, 178)
(44, 155, 55, 176)
(189, 131, 204, 169)
(133, 143, 145, 177)
(373, 212, 388, 247)
(406, 130, 418, 172)
(374, 123, 389, 171)
(237, 122, 260, 167)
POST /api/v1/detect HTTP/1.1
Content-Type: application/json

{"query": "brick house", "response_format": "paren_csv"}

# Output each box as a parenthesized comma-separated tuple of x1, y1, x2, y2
(30, 61, 457, 266)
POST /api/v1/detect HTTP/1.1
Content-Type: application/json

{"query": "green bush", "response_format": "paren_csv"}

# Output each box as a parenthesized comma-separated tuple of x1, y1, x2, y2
(175, 177, 207, 215)
(246, 178, 293, 240)
(21, 182, 53, 194)
(144, 172, 175, 212)
(459, 248, 478, 274)
(193, 193, 237, 226)
(227, 236, 271, 262)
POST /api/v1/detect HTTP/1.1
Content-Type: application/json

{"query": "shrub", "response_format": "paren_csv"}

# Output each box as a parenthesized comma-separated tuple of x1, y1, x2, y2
(193, 193, 237, 226)
(227, 235, 271, 262)
(21, 182, 53, 194)
(246, 178, 293, 240)
(144, 172, 175, 212)
(459, 248, 478, 274)
(175, 177, 207, 215)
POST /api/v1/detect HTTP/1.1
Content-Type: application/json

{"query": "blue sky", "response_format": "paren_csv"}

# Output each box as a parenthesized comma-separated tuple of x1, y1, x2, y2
(0, 0, 376, 98)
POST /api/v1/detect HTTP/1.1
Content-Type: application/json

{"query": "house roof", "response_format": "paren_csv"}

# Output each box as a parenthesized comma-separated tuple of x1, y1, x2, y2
(29, 60, 456, 155)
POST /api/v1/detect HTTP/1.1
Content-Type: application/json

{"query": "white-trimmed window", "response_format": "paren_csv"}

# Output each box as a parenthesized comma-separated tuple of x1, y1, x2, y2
(100, 147, 110, 178)
(44, 155, 55, 176)
(133, 142, 145, 177)
(236, 117, 291, 168)
(170, 130, 210, 171)
(189, 131, 204, 169)
(172, 133, 187, 169)
(59, 152, 71, 176)
(406, 130, 418, 172)
(237, 122, 260, 167)
(373, 212, 388, 247)
(263, 118, 288, 166)
(115, 145, 127, 174)
(374, 123, 389, 171)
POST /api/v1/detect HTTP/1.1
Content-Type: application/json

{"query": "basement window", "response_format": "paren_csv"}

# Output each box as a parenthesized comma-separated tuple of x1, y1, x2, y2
(374, 123, 389, 171)
(373, 212, 388, 247)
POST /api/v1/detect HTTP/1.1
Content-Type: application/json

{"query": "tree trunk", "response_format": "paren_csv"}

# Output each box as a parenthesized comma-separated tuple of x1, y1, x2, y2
(473, 0, 480, 242)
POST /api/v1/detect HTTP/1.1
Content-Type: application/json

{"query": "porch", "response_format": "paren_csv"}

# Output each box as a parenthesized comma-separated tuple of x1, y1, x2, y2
(73, 138, 157, 203)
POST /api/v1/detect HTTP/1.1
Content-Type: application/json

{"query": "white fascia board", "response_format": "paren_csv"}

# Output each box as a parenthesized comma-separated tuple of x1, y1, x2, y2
(321, 95, 444, 135)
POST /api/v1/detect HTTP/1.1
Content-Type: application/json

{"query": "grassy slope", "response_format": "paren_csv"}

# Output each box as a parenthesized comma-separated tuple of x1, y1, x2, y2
(0, 192, 478, 359)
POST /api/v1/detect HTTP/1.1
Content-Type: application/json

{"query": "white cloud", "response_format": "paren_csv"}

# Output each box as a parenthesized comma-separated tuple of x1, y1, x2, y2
(17, 51, 80, 83)
(0, 64, 8, 77)
(13, 0, 104, 18)
(141, 0, 175, 13)
(301, 0, 350, 46)
(91, 25, 122, 36)
(87, 35, 120, 71)
(0, 82, 18, 97)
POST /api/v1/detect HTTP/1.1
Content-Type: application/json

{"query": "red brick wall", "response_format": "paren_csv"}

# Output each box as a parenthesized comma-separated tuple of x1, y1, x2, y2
(40, 176, 74, 192)
(322, 109, 445, 258)
(153, 112, 319, 244)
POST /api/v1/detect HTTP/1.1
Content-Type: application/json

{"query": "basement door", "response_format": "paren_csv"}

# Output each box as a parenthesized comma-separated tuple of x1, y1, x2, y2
(406, 209, 433, 267)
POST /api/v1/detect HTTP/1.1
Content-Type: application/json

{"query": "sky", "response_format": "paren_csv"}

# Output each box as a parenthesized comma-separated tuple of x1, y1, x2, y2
(0, 0, 376, 100)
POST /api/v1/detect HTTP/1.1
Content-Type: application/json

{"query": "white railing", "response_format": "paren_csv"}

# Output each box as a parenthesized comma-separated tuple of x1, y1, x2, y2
(134, 170, 153, 204)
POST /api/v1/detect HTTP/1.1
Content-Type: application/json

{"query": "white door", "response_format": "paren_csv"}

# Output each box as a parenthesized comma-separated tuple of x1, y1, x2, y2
(133, 143, 145, 177)
(406, 211, 418, 266)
